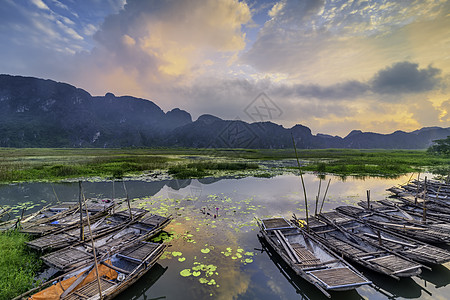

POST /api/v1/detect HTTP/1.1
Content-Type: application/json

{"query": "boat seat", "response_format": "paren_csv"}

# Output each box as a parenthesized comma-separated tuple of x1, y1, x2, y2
(291, 243, 321, 266)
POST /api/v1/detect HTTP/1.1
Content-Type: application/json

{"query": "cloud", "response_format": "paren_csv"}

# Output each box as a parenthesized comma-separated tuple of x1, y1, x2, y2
(439, 100, 450, 122)
(241, 0, 449, 83)
(371, 62, 442, 94)
(91, 0, 251, 80)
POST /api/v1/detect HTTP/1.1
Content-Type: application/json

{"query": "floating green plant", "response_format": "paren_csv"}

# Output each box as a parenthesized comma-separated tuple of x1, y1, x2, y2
(180, 269, 192, 277)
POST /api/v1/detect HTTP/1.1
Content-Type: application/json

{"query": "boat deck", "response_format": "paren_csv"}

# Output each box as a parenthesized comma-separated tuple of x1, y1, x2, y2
(262, 218, 291, 230)
(308, 267, 367, 289)
(367, 255, 419, 274)
(27, 232, 78, 250)
(42, 248, 94, 270)
(139, 215, 168, 227)
(291, 243, 321, 266)
(404, 245, 450, 264)
(320, 211, 353, 224)
(64, 277, 115, 300)
(118, 242, 159, 262)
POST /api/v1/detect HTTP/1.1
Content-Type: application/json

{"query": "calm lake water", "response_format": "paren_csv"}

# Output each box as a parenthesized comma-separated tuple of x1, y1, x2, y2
(1, 173, 449, 300)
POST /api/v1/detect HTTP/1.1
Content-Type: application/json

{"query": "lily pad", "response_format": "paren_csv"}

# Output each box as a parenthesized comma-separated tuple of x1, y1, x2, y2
(180, 269, 192, 277)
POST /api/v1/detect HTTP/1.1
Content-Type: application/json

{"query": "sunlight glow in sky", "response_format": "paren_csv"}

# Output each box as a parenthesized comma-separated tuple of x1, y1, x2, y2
(1, 0, 449, 136)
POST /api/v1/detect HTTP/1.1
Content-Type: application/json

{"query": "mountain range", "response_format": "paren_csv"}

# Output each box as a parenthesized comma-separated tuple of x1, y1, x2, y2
(0, 74, 448, 149)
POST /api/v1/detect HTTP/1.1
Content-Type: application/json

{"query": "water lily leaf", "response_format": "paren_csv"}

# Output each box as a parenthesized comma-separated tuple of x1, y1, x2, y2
(180, 269, 192, 277)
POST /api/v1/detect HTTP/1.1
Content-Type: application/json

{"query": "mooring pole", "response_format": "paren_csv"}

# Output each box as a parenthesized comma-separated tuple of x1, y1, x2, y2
(122, 181, 133, 221)
(78, 181, 84, 241)
(291, 134, 309, 232)
(319, 178, 331, 215)
(82, 192, 102, 299)
(315, 179, 321, 217)
(422, 176, 427, 223)
(366, 190, 370, 209)
(415, 173, 420, 205)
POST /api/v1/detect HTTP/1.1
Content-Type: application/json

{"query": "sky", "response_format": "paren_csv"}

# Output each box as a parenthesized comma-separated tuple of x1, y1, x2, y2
(1, 0, 449, 137)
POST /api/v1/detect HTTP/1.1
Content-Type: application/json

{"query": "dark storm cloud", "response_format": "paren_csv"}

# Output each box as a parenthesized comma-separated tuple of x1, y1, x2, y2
(281, 62, 442, 100)
(279, 80, 370, 100)
(371, 62, 442, 94)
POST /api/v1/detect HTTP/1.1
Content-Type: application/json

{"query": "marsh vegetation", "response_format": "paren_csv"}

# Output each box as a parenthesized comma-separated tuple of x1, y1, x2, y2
(0, 148, 448, 183)
(0, 230, 42, 300)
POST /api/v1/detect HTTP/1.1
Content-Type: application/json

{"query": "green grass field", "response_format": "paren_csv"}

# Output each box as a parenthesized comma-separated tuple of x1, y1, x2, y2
(0, 148, 448, 182)
(0, 231, 42, 300)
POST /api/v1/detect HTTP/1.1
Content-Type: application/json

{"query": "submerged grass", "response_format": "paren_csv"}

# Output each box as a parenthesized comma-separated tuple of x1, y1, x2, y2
(169, 162, 259, 179)
(0, 148, 448, 182)
(0, 231, 42, 300)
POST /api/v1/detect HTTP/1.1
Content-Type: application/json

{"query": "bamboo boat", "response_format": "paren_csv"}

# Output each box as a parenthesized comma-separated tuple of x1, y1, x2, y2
(41, 211, 171, 271)
(17, 241, 167, 300)
(293, 212, 423, 279)
(388, 179, 450, 202)
(26, 207, 147, 252)
(20, 201, 115, 237)
(358, 200, 450, 239)
(336, 205, 450, 244)
(331, 206, 450, 265)
(257, 234, 364, 300)
(365, 199, 450, 223)
(0, 202, 77, 232)
(257, 217, 371, 298)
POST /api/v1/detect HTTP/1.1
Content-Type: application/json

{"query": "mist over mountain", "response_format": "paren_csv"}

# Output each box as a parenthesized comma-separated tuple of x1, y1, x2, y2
(0, 75, 448, 149)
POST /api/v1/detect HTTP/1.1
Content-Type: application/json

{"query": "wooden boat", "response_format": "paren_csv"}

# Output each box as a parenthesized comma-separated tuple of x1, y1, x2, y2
(366, 199, 450, 223)
(41, 211, 171, 271)
(257, 217, 371, 297)
(293, 212, 423, 279)
(27, 207, 146, 252)
(257, 234, 364, 300)
(388, 179, 450, 202)
(0, 200, 114, 236)
(0, 202, 77, 232)
(336, 205, 450, 244)
(331, 206, 450, 265)
(358, 200, 450, 240)
(17, 241, 167, 300)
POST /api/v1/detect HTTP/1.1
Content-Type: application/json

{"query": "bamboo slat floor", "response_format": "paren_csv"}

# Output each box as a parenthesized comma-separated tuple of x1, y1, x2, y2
(308, 267, 367, 287)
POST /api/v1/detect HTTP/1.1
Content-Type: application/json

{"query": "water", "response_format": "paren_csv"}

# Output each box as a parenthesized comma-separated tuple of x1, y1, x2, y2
(1, 173, 449, 299)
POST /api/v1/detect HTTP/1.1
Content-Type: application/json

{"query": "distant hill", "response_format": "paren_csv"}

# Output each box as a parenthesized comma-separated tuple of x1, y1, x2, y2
(0, 74, 448, 149)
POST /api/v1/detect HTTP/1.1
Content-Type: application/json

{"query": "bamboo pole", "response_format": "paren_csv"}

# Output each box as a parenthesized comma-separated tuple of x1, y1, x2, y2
(112, 179, 115, 214)
(122, 181, 133, 221)
(78, 181, 84, 241)
(315, 178, 321, 217)
(291, 134, 309, 232)
(422, 176, 427, 223)
(82, 191, 103, 299)
(415, 173, 420, 205)
(319, 178, 331, 215)
(50, 183, 60, 203)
